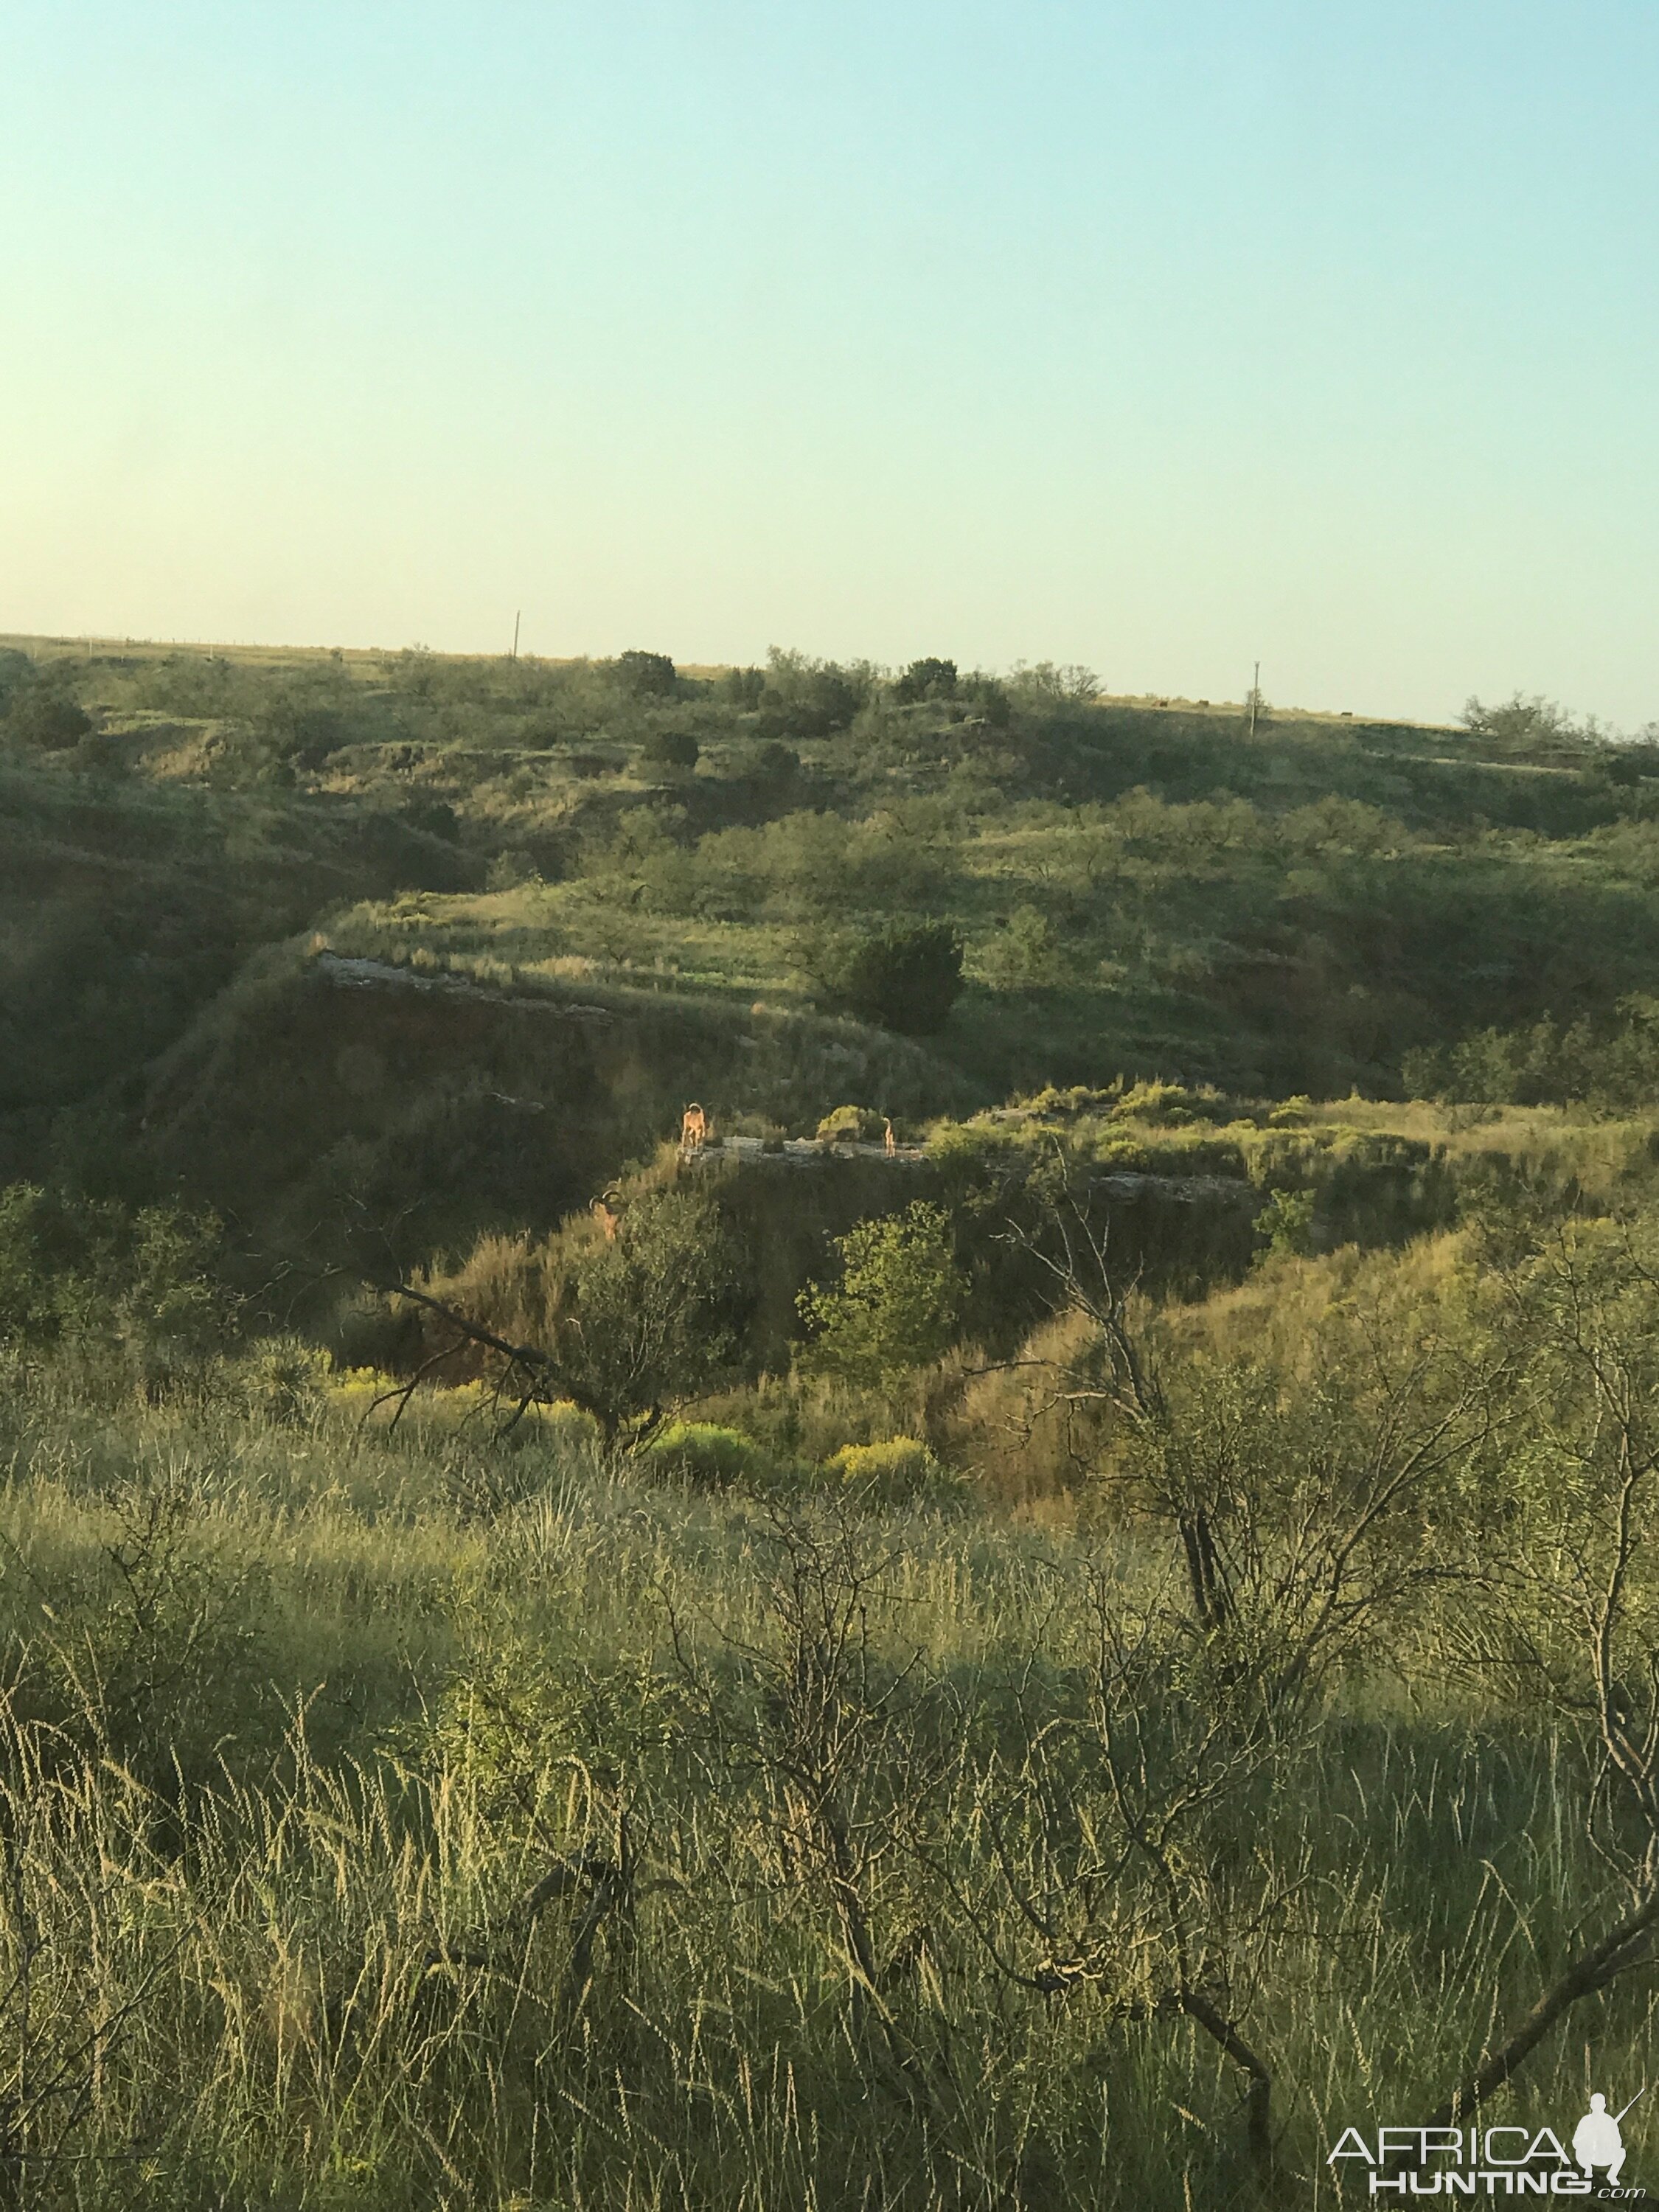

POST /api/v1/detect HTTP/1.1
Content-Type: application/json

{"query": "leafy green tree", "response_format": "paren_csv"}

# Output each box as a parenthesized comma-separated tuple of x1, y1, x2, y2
(554, 1188, 747, 1441)
(756, 650, 860, 739)
(5, 664, 91, 750)
(0, 649, 32, 712)
(0, 1183, 230, 1377)
(892, 657, 957, 704)
(1251, 1187, 1315, 1265)
(981, 905, 1062, 989)
(720, 666, 767, 709)
(801, 919, 964, 1033)
(1459, 692, 1584, 750)
(798, 1200, 964, 1388)
(641, 728, 700, 773)
(613, 649, 678, 700)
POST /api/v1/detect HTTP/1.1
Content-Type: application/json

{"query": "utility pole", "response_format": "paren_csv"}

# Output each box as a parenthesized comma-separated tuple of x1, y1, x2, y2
(511, 611, 521, 661)
(1248, 660, 1260, 742)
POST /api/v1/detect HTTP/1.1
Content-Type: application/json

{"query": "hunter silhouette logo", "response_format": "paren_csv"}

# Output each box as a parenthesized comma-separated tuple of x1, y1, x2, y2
(1329, 2087, 1647, 2195)
(1574, 2090, 1644, 2189)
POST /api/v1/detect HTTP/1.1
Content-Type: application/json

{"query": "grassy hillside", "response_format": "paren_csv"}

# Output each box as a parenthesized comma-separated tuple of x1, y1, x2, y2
(7, 633, 1659, 1248)
(10, 637, 1659, 2207)
(0, 752, 471, 1190)
(135, 941, 977, 1279)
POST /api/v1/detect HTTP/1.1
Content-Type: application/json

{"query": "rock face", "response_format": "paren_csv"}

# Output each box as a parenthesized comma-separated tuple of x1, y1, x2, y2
(310, 951, 616, 1020)
(679, 1132, 928, 1168)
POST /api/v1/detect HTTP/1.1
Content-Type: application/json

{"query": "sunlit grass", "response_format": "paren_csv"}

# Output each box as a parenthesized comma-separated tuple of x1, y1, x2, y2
(0, 1366, 1648, 2206)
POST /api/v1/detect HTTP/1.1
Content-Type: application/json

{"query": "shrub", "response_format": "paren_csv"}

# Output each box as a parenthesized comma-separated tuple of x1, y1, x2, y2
(636, 1421, 771, 1488)
(826, 1436, 962, 1502)
(256, 700, 349, 768)
(751, 739, 799, 779)
(231, 1337, 330, 1425)
(21, 1472, 273, 1790)
(4, 665, 91, 750)
(0, 1184, 231, 1384)
(814, 1105, 885, 1144)
(556, 1188, 750, 1440)
(613, 649, 678, 699)
(641, 728, 700, 772)
(402, 796, 462, 842)
(1109, 1079, 1228, 1125)
(891, 658, 958, 705)
(959, 672, 1012, 726)
(720, 665, 767, 709)
(981, 905, 1062, 989)
(0, 648, 32, 711)
(330, 1370, 605, 1446)
(1253, 1187, 1317, 1265)
(755, 653, 861, 739)
(799, 1200, 964, 1388)
(486, 848, 541, 891)
(801, 919, 964, 1034)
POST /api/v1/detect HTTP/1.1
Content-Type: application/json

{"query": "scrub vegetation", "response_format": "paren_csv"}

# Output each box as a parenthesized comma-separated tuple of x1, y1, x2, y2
(5, 633, 1659, 2205)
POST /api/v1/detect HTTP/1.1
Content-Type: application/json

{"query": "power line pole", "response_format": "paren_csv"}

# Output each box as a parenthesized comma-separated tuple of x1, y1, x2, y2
(1248, 659, 1260, 742)
(511, 611, 521, 661)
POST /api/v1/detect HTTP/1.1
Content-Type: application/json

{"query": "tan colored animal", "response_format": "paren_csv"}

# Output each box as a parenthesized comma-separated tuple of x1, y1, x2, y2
(681, 1103, 709, 1150)
(591, 1188, 625, 1242)
(883, 1119, 897, 1156)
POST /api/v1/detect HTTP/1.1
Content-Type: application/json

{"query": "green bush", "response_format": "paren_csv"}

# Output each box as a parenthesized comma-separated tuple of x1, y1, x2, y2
(15, 1471, 274, 1790)
(1109, 1079, 1230, 1125)
(720, 664, 767, 709)
(892, 657, 958, 704)
(557, 1187, 750, 1440)
(1403, 997, 1659, 1112)
(814, 1104, 886, 1144)
(748, 738, 800, 781)
(4, 664, 91, 750)
(641, 728, 700, 772)
(0, 1185, 232, 1383)
(801, 919, 964, 1034)
(613, 648, 678, 699)
(799, 1199, 964, 1388)
(229, 1336, 331, 1425)
(981, 905, 1062, 989)
(1253, 1187, 1317, 1265)
(636, 1420, 771, 1488)
(825, 1434, 961, 1501)
(255, 699, 350, 768)
(754, 653, 861, 739)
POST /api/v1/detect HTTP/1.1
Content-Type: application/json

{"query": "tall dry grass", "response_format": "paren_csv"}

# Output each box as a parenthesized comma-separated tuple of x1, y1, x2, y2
(0, 1363, 1649, 2206)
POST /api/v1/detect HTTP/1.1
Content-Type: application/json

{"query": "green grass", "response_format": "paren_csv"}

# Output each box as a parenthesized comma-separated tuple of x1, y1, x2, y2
(0, 1362, 1652, 2208)
(13, 634, 1659, 1253)
(13, 639, 1659, 2205)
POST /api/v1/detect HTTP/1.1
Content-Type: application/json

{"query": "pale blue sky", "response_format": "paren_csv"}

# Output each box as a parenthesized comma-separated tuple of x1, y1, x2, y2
(3, 1, 1656, 723)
